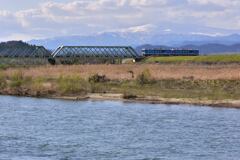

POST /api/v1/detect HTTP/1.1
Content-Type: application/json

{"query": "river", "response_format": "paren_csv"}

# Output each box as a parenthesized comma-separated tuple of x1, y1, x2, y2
(0, 96, 240, 160)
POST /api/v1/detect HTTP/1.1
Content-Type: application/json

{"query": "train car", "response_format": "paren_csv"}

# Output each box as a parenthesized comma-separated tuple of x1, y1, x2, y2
(142, 49, 199, 57)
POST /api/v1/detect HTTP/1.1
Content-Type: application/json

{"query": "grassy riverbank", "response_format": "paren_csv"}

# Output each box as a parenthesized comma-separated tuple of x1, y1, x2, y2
(0, 64, 240, 107)
(144, 54, 240, 64)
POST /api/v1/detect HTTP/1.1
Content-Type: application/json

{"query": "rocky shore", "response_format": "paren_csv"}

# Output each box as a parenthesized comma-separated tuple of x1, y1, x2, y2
(2, 91, 239, 108)
(55, 93, 240, 108)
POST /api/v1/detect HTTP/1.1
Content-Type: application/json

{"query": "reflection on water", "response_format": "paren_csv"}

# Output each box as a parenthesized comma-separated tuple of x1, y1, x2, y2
(0, 96, 240, 160)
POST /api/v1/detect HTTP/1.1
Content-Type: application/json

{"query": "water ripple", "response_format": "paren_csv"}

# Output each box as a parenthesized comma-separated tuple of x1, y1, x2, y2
(0, 96, 240, 160)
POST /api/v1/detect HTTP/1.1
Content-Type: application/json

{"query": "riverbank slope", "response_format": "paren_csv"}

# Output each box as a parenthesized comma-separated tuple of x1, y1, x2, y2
(1, 63, 240, 108)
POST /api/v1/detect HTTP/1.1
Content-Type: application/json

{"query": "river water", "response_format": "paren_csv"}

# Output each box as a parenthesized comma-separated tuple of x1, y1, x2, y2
(0, 96, 240, 160)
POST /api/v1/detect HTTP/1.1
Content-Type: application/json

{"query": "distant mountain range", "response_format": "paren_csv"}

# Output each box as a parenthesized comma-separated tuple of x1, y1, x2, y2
(29, 32, 240, 49)
(27, 32, 240, 54)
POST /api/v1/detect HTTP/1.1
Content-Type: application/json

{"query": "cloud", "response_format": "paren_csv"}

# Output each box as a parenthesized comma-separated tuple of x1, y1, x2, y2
(188, 0, 240, 7)
(0, 0, 239, 41)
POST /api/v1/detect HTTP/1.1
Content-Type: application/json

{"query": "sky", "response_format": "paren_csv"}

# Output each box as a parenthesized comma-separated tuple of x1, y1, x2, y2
(0, 0, 240, 41)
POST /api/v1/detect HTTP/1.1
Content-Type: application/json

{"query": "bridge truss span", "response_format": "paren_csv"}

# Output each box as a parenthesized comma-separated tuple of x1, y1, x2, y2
(51, 46, 140, 59)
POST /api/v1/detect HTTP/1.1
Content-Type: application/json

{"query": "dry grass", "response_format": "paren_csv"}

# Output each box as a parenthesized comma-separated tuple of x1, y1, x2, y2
(3, 63, 240, 80)
(1, 64, 240, 101)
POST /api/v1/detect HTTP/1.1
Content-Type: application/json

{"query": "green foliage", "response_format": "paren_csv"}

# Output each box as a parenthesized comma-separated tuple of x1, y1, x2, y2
(89, 83, 108, 93)
(136, 69, 152, 85)
(0, 64, 9, 70)
(57, 75, 88, 94)
(88, 74, 108, 83)
(9, 71, 25, 88)
(31, 77, 47, 91)
(88, 74, 111, 93)
(0, 72, 6, 89)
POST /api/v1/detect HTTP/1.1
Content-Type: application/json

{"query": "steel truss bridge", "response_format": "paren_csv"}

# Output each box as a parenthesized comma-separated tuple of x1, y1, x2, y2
(0, 45, 141, 65)
(52, 46, 140, 59)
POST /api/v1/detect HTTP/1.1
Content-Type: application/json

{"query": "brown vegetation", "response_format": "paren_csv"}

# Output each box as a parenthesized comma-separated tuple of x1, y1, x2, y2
(3, 63, 240, 80)
(1, 64, 240, 107)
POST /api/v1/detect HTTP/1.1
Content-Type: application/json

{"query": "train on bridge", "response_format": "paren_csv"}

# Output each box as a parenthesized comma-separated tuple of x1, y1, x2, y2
(142, 48, 199, 57)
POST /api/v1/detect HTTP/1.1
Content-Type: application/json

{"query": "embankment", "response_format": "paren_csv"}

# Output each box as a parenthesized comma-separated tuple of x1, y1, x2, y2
(0, 63, 240, 108)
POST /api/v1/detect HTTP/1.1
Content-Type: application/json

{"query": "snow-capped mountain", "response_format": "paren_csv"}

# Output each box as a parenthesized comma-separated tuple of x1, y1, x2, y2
(29, 30, 240, 50)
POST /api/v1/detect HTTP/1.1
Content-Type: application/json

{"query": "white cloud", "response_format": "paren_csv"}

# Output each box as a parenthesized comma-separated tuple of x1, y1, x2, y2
(164, 29, 172, 32)
(0, 0, 239, 41)
(0, 33, 42, 41)
(188, 0, 240, 7)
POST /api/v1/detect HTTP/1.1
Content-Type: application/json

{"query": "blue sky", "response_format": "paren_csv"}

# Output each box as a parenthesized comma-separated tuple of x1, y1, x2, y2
(0, 0, 240, 41)
(0, 0, 70, 11)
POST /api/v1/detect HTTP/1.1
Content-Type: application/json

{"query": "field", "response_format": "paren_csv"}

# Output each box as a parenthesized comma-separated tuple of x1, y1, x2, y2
(144, 54, 240, 64)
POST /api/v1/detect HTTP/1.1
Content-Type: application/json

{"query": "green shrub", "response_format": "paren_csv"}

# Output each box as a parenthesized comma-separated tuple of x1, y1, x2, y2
(0, 72, 6, 89)
(136, 69, 152, 85)
(0, 64, 9, 70)
(9, 71, 25, 88)
(57, 75, 88, 94)
(89, 83, 109, 93)
(88, 74, 108, 83)
(31, 77, 47, 91)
